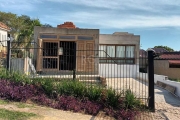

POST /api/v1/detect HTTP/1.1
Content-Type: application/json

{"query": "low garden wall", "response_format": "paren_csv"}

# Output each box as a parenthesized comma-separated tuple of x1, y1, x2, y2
(137, 72, 180, 97)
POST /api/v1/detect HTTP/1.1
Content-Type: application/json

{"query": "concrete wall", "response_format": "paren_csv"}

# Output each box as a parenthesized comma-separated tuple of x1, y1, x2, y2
(0, 29, 7, 52)
(99, 33, 140, 64)
(137, 72, 168, 83)
(11, 58, 24, 73)
(99, 64, 139, 78)
(10, 57, 33, 75)
(137, 72, 180, 97)
(33, 26, 99, 71)
(154, 60, 180, 79)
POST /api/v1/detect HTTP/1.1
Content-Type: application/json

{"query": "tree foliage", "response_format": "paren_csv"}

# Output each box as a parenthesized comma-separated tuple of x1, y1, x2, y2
(154, 45, 174, 52)
(0, 11, 52, 49)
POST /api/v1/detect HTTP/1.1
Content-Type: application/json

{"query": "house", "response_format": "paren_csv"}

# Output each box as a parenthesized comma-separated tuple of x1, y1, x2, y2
(0, 22, 10, 57)
(152, 48, 168, 53)
(33, 22, 140, 78)
(154, 52, 180, 79)
(139, 49, 148, 73)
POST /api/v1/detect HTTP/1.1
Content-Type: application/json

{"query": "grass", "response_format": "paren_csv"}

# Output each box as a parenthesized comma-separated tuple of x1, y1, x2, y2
(0, 99, 9, 105)
(16, 102, 35, 108)
(0, 108, 36, 120)
(0, 99, 35, 108)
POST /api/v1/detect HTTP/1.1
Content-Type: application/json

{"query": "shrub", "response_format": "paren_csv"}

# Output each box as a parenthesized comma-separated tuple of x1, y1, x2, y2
(41, 78, 54, 96)
(0, 80, 43, 102)
(124, 90, 141, 109)
(105, 89, 122, 108)
(56, 80, 87, 98)
(85, 86, 102, 101)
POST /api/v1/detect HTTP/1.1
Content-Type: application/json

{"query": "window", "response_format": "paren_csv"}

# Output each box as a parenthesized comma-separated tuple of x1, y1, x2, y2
(43, 58, 58, 69)
(59, 36, 75, 39)
(99, 45, 135, 64)
(43, 42, 58, 56)
(169, 64, 180, 68)
(78, 36, 93, 40)
(40, 34, 57, 39)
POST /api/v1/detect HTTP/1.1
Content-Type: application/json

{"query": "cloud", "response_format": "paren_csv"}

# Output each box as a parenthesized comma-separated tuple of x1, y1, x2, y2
(0, 0, 42, 12)
(46, 0, 180, 13)
(1, 0, 180, 29)
(41, 11, 180, 29)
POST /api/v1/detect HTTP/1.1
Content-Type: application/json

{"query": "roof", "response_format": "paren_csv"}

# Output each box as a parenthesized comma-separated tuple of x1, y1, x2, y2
(168, 60, 180, 65)
(0, 22, 10, 31)
(155, 52, 180, 60)
(152, 48, 168, 53)
(139, 49, 147, 58)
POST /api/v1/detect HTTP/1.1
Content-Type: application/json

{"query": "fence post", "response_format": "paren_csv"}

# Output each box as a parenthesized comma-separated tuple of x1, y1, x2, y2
(147, 50, 155, 112)
(73, 43, 76, 80)
(6, 39, 11, 71)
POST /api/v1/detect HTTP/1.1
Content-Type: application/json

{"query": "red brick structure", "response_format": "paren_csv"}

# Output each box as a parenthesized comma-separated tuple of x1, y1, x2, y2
(57, 22, 77, 29)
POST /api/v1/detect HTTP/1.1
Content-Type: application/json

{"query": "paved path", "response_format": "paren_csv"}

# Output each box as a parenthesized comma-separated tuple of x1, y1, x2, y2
(152, 86, 180, 120)
(106, 78, 180, 120)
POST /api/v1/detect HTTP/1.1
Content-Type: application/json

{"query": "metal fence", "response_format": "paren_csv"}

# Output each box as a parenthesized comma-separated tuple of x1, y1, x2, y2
(4, 40, 155, 112)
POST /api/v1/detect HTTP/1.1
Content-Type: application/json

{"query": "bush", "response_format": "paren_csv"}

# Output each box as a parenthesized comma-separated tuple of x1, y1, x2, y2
(105, 89, 122, 108)
(41, 78, 54, 96)
(124, 90, 141, 109)
(56, 80, 87, 98)
(85, 86, 102, 101)
(0, 80, 43, 102)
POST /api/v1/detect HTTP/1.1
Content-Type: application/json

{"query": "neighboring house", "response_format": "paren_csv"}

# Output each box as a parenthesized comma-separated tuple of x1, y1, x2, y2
(33, 22, 140, 77)
(139, 48, 168, 73)
(0, 22, 10, 57)
(154, 52, 180, 79)
(152, 48, 168, 53)
(139, 49, 148, 73)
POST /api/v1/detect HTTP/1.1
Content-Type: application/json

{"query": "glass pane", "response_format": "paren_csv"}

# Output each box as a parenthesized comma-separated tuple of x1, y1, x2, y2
(107, 60, 116, 63)
(40, 35, 57, 39)
(43, 58, 58, 69)
(126, 46, 135, 58)
(126, 60, 134, 64)
(99, 45, 106, 57)
(107, 46, 115, 57)
(43, 42, 58, 56)
(99, 59, 106, 63)
(116, 46, 125, 57)
(117, 60, 125, 64)
(59, 36, 75, 39)
(78, 36, 93, 40)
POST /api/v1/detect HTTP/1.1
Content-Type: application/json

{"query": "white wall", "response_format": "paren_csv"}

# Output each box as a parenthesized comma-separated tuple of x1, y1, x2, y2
(99, 64, 139, 78)
(137, 72, 168, 83)
(137, 72, 180, 97)
(0, 29, 7, 47)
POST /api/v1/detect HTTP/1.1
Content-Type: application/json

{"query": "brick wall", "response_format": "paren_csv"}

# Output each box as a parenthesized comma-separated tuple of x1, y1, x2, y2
(57, 22, 77, 29)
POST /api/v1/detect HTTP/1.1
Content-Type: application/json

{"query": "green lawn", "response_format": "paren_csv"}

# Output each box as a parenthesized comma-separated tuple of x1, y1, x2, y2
(0, 108, 36, 120)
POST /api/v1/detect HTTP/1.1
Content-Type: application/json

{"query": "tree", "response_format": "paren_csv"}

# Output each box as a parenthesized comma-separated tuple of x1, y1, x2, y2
(42, 23, 53, 27)
(154, 45, 174, 52)
(0, 11, 42, 48)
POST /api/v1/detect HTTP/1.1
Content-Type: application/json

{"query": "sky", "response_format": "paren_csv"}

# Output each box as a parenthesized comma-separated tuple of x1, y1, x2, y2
(0, 0, 180, 51)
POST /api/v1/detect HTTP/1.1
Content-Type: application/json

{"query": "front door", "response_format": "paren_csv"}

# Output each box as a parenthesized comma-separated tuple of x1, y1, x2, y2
(76, 41, 95, 72)
(59, 41, 76, 70)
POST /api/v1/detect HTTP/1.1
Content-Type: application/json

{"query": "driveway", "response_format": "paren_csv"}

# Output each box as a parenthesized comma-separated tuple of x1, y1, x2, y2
(106, 78, 180, 120)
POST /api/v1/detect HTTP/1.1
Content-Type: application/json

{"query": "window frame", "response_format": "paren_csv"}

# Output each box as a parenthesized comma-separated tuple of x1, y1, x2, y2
(99, 44, 136, 64)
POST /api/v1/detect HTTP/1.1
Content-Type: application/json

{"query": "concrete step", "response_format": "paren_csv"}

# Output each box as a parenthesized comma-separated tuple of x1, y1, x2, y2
(78, 76, 100, 80)
(79, 79, 101, 83)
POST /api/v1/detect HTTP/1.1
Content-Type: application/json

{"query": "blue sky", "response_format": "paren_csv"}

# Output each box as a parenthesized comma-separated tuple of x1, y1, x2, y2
(0, 0, 180, 51)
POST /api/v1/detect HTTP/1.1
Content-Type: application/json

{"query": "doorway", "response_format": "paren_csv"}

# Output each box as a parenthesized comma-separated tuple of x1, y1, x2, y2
(59, 41, 76, 70)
